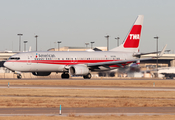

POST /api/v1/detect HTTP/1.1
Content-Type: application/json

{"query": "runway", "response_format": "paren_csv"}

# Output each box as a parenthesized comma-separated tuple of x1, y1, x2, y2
(0, 85, 175, 91)
(0, 79, 175, 117)
(0, 107, 175, 116)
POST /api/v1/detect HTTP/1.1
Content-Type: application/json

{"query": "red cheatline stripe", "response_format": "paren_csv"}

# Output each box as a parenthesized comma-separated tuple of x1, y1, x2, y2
(6, 60, 133, 67)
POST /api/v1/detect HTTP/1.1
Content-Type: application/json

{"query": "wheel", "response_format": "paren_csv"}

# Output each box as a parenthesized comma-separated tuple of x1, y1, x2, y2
(61, 73, 70, 79)
(83, 73, 91, 79)
(170, 76, 173, 79)
(83, 75, 87, 79)
(17, 74, 22, 79)
(65, 74, 69, 78)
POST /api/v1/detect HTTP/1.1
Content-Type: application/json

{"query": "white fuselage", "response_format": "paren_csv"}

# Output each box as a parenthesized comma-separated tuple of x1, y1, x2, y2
(4, 51, 134, 72)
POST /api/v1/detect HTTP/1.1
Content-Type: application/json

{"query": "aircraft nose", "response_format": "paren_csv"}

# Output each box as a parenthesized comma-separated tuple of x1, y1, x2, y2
(3, 61, 10, 68)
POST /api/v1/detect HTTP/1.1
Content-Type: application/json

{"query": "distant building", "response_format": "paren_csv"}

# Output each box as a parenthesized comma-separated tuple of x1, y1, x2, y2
(48, 46, 107, 51)
(140, 54, 175, 67)
(0, 52, 17, 73)
(0, 52, 17, 61)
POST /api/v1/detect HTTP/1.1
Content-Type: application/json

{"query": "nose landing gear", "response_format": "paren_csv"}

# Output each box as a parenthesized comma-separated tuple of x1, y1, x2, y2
(17, 74, 22, 79)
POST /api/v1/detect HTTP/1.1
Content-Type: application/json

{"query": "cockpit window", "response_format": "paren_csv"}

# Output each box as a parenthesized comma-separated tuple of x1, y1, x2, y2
(9, 57, 20, 60)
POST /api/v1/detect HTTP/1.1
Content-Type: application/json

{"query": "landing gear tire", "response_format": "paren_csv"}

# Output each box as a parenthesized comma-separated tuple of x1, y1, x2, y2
(61, 73, 70, 79)
(170, 76, 174, 79)
(17, 74, 22, 79)
(83, 73, 91, 79)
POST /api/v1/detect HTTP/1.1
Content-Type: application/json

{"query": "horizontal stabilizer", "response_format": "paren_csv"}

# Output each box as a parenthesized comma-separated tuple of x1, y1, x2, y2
(133, 45, 168, 58)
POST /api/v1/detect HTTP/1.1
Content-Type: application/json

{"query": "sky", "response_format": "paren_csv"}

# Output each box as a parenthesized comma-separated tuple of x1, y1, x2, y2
(0, 0, 175, 52)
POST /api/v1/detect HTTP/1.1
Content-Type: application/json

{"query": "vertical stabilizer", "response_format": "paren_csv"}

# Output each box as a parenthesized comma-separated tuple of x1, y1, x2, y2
(110, 15, 144, 53)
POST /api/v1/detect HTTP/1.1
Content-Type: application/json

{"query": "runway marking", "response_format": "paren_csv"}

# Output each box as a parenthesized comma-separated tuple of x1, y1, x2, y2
(0, 113, 175, 116)
(0, 85, 175, 91)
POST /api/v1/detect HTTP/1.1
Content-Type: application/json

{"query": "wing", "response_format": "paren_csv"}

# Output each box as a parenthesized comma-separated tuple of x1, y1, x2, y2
(86, 58, 152, 68)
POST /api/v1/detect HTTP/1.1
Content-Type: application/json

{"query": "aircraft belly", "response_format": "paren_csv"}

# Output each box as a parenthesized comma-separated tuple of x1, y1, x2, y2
(27, 63, 64, 72)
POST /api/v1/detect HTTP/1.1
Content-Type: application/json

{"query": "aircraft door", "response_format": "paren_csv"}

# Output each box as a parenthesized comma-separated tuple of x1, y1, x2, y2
(71, 56, 78, 63)
(27, 55, 32, 65)
(74, 57, 78, 63)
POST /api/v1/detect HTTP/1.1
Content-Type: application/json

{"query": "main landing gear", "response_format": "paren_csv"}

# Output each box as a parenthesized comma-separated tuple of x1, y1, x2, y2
(83, 73, 91, 79)
(17, 74, 22, 79)
(61, 72, 70, 79)
(61, 72, 91, 79)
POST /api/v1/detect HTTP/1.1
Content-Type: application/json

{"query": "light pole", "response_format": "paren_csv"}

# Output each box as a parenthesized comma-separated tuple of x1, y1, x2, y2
(54, 42, 56, 51)
(90, 42, 95, 49)
(85, 43, 89, 48)
(115, 37, 120, 47)
(105, 35, 109, 51)
(57, 41, 61, 51)
(154, 36, 159, 77)
(35, 35, 38, 51)
(17, 34, 23, 51)
(24, 41, 28, 52)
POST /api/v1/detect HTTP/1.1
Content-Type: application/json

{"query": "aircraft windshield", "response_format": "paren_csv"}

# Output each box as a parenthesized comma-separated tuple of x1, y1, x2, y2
(8, 57, 20, 60)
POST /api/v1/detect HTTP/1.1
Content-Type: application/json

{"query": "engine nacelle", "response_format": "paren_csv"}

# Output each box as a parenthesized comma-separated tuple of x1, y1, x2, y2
(129, 63, 140, 72)
(69, 65, 89, 76)
(32, 72, 51, 76)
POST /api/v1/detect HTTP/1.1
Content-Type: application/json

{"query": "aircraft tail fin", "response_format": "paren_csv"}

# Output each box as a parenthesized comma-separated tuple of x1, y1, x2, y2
(110, 15, 144, 53)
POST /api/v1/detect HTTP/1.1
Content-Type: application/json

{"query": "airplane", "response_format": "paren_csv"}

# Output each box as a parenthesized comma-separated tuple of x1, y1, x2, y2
(146, 66, 175, 79)
(158, 67, 175, 79)
(4, 15, 152, 79)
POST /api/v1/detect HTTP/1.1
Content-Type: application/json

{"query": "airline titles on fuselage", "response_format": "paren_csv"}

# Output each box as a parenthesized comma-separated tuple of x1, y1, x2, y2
(34, 53, 120, 61)
(35, 53, 56, 60)
(36, 53, 56, 58)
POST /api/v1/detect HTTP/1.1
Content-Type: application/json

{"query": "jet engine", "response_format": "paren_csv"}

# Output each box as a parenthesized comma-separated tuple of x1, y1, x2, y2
(32, 72, 51, 76)
(69, 65, 89, 76)
(129, 63, 140, 72)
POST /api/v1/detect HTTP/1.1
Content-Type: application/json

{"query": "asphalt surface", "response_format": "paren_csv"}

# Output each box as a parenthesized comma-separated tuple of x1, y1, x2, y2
(1, 107, 175, 116)
(1, 107, 175, 114)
